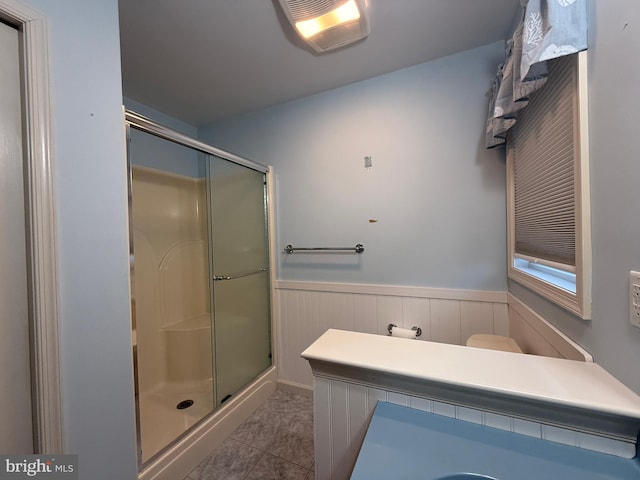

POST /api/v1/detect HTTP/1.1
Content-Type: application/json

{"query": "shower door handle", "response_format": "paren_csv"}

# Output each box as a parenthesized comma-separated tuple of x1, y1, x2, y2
(212, 267, 268, 281)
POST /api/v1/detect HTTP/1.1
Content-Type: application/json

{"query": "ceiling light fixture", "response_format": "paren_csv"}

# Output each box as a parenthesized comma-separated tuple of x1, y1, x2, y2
(278, 0, 370, 53)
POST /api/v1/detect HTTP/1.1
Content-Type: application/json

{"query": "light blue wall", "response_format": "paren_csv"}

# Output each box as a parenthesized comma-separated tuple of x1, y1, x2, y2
(125, 98, 204, 178)
(510, 0, 640, 395)
(128, 128, 204, 178)
(125, 97, 198, 136)
(24, 1, 137, 478)
(200, 42, 507, 291)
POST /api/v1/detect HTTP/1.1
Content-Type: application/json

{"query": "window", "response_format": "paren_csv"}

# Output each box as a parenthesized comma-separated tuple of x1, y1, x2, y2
(507, 52, 591, 319)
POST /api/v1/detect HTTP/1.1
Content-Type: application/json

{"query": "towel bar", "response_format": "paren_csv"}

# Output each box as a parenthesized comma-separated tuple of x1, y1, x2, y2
(284, 244, 364, 254)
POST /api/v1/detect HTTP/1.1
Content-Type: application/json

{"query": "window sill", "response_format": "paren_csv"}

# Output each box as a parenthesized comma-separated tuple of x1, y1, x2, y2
(513, 258, 576, 294)
(508, 265, 590, 319)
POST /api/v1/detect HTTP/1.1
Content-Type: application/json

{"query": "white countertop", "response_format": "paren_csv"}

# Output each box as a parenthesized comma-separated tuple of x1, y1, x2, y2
(301, 329, 640, 420)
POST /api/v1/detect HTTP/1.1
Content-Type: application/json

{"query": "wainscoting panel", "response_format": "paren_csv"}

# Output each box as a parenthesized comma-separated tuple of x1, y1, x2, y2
(430, 299, 462, 345)
(507, 293, 593, 362)
(276, 282, 509, 388)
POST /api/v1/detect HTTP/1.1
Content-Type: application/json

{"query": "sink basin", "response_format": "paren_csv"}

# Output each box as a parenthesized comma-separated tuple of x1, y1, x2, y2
(436, 475, 497, 480)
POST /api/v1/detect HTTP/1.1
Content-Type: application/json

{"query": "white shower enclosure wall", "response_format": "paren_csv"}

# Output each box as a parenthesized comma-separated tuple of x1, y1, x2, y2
(126, 111, 273, 470)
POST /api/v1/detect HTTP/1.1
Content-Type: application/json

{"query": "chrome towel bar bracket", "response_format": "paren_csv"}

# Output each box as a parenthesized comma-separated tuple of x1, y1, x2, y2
(284, 244, 365, 254)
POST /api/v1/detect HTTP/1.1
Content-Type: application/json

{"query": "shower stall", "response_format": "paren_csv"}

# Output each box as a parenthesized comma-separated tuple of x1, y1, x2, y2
(125, 111, 275, 474)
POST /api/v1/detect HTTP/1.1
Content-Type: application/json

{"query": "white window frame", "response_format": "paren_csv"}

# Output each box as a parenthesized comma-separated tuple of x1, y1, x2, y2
(507, 51, 592, 319)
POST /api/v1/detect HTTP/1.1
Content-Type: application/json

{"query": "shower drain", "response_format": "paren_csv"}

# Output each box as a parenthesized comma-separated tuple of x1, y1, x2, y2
(176, 399, 194, 410)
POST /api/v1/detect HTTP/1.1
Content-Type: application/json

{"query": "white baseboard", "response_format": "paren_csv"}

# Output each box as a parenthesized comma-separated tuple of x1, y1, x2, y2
(277, 379, 313, 398)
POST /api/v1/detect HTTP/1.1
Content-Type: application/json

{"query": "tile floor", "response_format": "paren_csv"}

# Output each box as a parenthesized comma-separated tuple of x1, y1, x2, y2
(184, 390, 315, 480)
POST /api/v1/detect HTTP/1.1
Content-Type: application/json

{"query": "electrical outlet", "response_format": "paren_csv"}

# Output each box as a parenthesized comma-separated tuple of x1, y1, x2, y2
(631, 271, 640, 328)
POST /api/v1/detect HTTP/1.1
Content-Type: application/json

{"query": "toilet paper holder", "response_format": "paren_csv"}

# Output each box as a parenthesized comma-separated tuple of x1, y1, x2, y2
(387, 323, 422, 338)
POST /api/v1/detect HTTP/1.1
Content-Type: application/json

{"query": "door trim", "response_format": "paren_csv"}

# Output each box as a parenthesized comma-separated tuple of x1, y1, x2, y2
(0, 0, 63, 453)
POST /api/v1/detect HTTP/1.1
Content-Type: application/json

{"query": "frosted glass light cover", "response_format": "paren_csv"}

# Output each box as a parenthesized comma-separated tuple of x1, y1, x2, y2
(278, 0, 370, 53)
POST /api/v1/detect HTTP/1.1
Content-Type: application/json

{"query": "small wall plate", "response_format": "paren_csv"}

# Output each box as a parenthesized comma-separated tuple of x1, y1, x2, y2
(630, 270, 640, 328)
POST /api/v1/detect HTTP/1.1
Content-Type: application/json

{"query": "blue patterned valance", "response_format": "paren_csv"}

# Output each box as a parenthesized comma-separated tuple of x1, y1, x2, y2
(485, 0, 588, 148)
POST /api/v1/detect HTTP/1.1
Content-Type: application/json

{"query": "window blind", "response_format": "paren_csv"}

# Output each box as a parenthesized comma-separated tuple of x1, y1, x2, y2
(511, 55, 577, 268)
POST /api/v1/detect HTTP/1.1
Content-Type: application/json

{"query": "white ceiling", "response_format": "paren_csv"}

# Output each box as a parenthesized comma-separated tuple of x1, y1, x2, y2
(119, 0, 520, 127)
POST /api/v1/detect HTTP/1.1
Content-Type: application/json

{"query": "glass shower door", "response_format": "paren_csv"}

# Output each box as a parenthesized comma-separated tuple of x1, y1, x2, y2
(128, 127, 214, 465)
(208, 155, 271, 405)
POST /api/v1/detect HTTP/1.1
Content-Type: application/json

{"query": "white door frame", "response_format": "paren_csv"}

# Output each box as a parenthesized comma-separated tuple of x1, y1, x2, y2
(0, 0, 62, 453)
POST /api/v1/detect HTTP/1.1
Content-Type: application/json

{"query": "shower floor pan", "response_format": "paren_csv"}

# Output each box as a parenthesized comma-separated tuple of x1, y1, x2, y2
(350, 402, 640, 480)
(139, 379, 213, 463)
